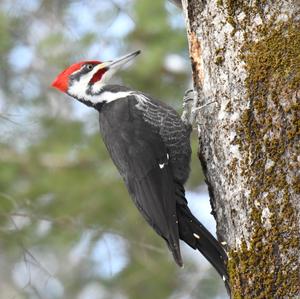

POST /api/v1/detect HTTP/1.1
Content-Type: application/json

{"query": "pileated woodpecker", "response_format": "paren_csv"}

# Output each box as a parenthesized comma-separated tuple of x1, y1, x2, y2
(52, 50, 228, 286)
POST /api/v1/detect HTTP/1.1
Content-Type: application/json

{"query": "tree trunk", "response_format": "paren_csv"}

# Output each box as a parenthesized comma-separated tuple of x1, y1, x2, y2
(181, 0, 299, 298)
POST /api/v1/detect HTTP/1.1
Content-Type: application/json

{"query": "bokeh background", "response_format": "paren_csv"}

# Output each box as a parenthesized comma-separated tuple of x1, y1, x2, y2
(0, 1, 227, 298)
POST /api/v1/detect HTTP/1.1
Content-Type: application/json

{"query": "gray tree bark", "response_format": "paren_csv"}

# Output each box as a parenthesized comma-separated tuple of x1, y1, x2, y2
(181, 0, 300, 298)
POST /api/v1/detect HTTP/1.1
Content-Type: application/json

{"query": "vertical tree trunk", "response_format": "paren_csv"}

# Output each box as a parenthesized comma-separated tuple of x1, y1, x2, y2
(181, 0, 299, 298)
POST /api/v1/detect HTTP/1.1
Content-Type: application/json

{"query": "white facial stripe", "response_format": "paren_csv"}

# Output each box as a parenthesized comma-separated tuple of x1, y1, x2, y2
(68, 65, 145, 106)
(91, 70, 114, 94)
(68, 66, 101, 100)
(68, 65, 128, 105)
(71, 88, 132, 105)
(96, 91, 132, 103)
(89, 91, 149, 105)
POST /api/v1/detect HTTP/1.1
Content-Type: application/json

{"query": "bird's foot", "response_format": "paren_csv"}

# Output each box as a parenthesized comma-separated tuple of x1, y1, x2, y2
(181, 88, 217, 127)
(183, 88, 195, 104)
(181, 89, 196, 127)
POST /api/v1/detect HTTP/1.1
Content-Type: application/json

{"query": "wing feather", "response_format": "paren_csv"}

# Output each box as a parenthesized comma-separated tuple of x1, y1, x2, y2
(99, 97, 182, 265)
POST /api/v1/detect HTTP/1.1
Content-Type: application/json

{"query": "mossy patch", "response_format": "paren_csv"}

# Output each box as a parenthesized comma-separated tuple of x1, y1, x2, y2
(215, 47, 225, 65)
(215, 55, 225, 65)
(243, 22, 300, 99)
(223, 8, 300, 298)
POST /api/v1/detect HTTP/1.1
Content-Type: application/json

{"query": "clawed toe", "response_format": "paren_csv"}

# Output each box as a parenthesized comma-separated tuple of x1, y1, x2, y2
(181, 87, 218, 127)
(183, 89, 195, 103)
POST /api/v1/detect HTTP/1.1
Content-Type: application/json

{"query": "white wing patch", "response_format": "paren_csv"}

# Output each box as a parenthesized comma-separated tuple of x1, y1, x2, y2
(193, 233, 200, 239)
(159, 153, 169, 170)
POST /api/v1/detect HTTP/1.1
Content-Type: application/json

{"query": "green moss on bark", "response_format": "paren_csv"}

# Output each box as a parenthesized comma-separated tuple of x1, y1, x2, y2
(215, 55, 225, 65)
(243, 22, 300, 97)
(227, 15, 300, 299)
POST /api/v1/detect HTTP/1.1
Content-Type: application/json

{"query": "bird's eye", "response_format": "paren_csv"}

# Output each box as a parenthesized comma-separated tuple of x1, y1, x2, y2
(86, 64, 93, 70)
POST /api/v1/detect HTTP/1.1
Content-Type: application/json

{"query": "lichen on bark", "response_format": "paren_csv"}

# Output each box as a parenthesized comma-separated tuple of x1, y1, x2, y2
(182, 0, 299, 298)
(228, 13, 300, 299)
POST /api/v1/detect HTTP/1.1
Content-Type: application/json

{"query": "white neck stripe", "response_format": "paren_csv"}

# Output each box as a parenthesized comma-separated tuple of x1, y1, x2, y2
(95, 91, 132, 104)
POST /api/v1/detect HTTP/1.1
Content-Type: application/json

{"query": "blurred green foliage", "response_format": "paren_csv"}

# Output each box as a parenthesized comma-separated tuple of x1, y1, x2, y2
(0, 1, 225, 298)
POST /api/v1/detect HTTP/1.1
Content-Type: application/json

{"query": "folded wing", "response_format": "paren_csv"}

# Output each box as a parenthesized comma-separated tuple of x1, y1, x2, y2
(99, 97, 182, 265)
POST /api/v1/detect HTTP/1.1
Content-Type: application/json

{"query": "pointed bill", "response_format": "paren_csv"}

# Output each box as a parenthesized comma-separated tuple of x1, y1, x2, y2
(102, 50, 141, 69)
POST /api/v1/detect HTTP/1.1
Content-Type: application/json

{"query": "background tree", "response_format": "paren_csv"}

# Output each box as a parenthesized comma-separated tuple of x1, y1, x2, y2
(0, 1, 227, 298)
(182, 0, 299, 297)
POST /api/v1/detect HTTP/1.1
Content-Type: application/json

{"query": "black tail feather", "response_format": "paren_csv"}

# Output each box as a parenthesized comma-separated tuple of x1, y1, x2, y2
(175, 183, 230, 294)
(177, 204, 227, 273)
(177, 204, 230, 293)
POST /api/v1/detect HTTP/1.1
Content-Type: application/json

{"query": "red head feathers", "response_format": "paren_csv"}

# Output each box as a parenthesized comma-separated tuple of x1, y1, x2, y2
(51, 60, 101, 93)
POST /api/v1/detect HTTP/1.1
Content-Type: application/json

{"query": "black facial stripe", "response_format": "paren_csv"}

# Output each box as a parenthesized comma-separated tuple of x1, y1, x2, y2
(69, 70, 83, 82)
(69, 64, 95, 82)
(69, 65, 91, 87)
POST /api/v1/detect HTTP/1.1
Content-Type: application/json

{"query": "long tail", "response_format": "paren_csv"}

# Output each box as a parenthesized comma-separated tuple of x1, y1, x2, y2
(175, 184, 230, 293)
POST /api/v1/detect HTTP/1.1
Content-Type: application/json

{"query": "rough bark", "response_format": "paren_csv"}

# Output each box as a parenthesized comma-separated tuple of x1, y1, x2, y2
(181, 0, 299, 298)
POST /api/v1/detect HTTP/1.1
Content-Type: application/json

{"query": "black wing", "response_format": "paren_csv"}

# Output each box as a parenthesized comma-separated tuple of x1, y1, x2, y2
(99, 97, 182, 265)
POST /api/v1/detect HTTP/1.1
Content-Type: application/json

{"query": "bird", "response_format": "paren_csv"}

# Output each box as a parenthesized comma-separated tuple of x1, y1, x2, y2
(51, 50, 229, 286)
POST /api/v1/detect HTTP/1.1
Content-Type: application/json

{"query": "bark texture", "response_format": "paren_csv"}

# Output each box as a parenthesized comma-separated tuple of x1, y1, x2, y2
(181, 0, 299, 298)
